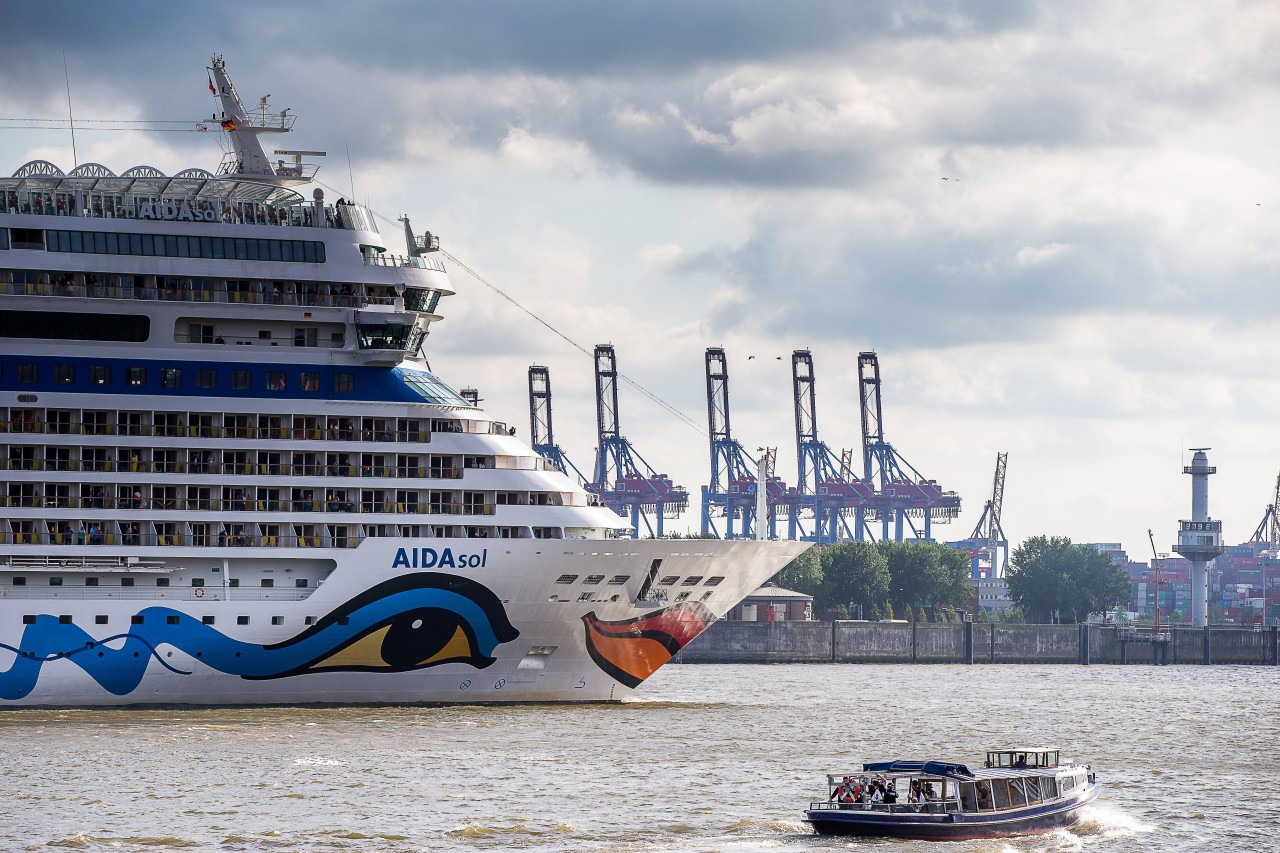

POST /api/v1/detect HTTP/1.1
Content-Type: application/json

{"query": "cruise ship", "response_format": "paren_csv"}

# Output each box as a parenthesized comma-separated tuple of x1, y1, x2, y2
(0, 57, 806, 707)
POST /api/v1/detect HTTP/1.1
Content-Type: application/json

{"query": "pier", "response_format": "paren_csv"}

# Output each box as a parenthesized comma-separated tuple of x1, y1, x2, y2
(676, 620, 1280, 666)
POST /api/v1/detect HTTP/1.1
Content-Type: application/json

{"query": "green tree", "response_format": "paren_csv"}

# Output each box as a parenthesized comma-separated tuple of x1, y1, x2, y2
(770, 546, 822, 597)
(1006, 536, 1130, 623)
(878, 540, 972, 614)
(818, 540, 890, 619)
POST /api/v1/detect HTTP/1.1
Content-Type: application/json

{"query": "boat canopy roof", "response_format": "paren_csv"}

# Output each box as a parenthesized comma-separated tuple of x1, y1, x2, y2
(862, 760, 975, 779)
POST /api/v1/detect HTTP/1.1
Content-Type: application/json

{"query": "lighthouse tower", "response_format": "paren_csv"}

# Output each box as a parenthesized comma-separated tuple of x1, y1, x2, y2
(1173, 448, 1225, 627)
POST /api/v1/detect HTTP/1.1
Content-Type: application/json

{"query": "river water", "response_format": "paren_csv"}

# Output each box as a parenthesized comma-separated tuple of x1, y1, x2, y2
(1, 663, 1276, 852)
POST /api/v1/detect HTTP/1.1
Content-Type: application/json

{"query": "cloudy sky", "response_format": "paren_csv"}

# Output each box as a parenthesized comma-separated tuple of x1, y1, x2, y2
(4, 1, 1279, 558)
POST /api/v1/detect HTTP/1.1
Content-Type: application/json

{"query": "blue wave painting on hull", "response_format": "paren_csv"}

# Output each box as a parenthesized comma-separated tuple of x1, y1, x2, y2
(0, 573, 519, 701)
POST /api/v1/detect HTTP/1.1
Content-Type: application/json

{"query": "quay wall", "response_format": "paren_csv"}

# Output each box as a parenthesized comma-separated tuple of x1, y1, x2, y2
(676, 621, 1280, 666)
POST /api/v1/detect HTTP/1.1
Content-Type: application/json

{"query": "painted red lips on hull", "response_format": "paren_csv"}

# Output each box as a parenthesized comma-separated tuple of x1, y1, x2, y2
(581, 602, 716, 688)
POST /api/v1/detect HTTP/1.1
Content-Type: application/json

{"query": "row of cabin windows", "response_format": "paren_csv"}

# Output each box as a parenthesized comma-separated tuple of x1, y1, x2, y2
(42, 229, 326, 264)
(552, 574, 725, 587)
(10, 576, 308, 588)
(2, 362, 354, 394)
(19, 614, 343, 627)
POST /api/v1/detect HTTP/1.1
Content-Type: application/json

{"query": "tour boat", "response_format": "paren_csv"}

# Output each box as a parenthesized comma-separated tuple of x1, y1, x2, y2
(805, 748, 1099, 841)
(0, 56, 806, 707)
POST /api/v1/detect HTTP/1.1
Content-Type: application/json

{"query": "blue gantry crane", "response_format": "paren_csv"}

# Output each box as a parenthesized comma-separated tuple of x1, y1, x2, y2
(528, 365, 589, 485)
(786, 350, 872, 543)
(587, 345, 689, 537)
(858, 351, 961, 541)
(700, 347, 785, 539)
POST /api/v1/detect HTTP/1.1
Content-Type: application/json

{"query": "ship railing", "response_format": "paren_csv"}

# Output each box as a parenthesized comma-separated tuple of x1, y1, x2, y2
(363, 254, 448, 272)
(0, 496, 527, 516)
(0, 531, 364, 549)
(0, 463, 484, 480)
(0, 586, 314, 602)
(807, 801, 961, 815)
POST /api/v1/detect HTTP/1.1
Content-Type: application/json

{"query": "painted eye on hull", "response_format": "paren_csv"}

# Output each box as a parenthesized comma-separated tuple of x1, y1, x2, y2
(247, 573, 520, 681)
(304, 607, 489, 673)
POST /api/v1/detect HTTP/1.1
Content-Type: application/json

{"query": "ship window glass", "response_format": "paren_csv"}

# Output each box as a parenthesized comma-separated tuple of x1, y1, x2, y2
(156, 577, 169, 587)
(22, 615, 35, 625)
(54, 364, 74, 384)
(658, 576, 680, 586)
(197, 369, 216, 389)
(1024, 778, 1041, 803)
(261, 578, 274, 588)
(164, 236, 178, 256)
(85, 577, 98, 587)
(228, 579, 239, 588)
(705, 576, 724, 586)
(991, 780, 1011, 809)
(166, 615, 180, 625)
(191, 578, 204, 587)
(271, 615, 284, 625)
(555, 574, 578, 584)
(49, 576, 63, 586)
(300, 372, 319, 392)
(202, 615, 215, 625)
(161, 368, 182, 388)
(266, 371, 285, 392)
(401, 370, 469, 405)
(0, 310, 149, 343)
(607, 575, 630, 585)
(12, 577, 26, 586)
(127, 367, 145, 386)
(234, 239, 247, 260)
(268, 240, 282, 261)
(232, 370, 250, 390)
(333, 373, 354, 393)
(304, 616, 316, 625)
(237, 615, 250, 625)
(681, 576, 703, 586)
(131, 614, 144, 625)
(121, 577, 134, 587)
(90, 365, 109, 385)
(18, 363, 37, 383)
(295, 578, 308, 588)
(0, 229, 7, 250)
(95, 615, 108, 625)
(58, 614, 73, 624)
(583, 575, 605, 585)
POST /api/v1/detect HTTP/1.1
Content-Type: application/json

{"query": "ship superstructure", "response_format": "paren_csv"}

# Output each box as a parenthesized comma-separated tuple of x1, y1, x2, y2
(0, 58, 805, 706)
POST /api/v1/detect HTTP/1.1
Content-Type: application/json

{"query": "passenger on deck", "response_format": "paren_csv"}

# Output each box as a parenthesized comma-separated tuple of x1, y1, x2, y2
(883, 782, 898, 804)
(1013, 755, 1028, 769)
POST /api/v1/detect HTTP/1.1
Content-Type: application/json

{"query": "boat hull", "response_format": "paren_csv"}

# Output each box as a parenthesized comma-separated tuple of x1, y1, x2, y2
(1, 537, 806, 707)
(806, 785, 1098, 841)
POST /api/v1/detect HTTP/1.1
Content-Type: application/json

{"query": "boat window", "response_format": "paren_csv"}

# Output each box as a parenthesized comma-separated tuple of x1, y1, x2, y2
(1024, 777, 1041, 803)
(1009, 778, 1028, 807)
(555, 574, 578, 584)
(991, 780, 1011, 810)
(958, 782, 978, 812)
(607, 575, 630, 585)
(1041, 777, 1058, 799)
(974, 781, 994, 811)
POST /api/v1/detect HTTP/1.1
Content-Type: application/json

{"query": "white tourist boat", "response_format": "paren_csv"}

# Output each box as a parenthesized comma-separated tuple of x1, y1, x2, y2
(0, 57, 805, 706)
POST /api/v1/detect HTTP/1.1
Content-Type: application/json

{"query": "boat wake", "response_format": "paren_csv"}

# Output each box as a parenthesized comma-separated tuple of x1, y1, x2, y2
(1007, 803, 1154, 851)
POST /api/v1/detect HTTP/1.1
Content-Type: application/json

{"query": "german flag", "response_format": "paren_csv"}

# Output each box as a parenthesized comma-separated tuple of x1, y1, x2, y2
(221, 118, 236, 131)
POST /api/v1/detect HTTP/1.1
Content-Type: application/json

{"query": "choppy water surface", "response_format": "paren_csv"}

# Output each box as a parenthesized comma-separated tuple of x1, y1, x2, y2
(2, 664, 1276, 852)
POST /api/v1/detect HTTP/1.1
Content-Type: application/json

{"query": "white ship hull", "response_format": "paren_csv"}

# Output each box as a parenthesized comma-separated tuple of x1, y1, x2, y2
(0, 537, 805, 706)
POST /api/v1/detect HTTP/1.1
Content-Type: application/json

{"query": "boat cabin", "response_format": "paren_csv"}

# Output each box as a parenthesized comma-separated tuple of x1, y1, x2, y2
(985, 747, 1060, 770)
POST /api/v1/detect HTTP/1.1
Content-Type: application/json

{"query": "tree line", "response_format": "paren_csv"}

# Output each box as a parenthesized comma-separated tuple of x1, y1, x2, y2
(770, 534, 1130, 624)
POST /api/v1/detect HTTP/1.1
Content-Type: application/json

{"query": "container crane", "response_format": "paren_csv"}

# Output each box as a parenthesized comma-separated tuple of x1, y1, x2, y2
(700, 347, 785, 539)
(1249, 471, 1280, 552)
(787, 350, 871, 543)
(965, 452, 1009, 576)
(858, 351, 961, 541)
(527, 365, 589, 485)
(586, 345, 689, 537)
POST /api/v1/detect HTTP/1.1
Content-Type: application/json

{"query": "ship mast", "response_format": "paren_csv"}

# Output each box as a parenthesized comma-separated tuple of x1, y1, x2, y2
(208, 55, 321, 185)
